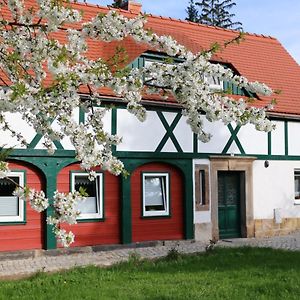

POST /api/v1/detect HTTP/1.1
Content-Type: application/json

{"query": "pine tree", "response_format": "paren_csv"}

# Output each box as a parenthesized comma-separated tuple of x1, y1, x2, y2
(186, 0, 199, 23)
(111, 0, 124, 8)
(196, 0, 243, 31)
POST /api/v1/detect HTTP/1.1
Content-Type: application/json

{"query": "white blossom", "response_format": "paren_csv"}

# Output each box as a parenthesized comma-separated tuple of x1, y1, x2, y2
(0, 161, 10, 179)
(0, 0, 276, 247)
(53, 228, 75, 248)
(28, 189, 49, 212)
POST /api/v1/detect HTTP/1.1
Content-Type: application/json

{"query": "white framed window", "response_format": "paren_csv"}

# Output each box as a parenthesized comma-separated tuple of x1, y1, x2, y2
(194, 164, 210, 211)
(294, 170, 300, 204)
(0, 171, 25, 223)
(204, 74, 223, 91)
(71, 172, 103, 220)
(142, 173, 170, 217)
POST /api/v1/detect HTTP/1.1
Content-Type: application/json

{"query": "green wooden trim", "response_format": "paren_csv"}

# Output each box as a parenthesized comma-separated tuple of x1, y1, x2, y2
(53, 140, 64, 150)
(156, 112, 183, 153)
(117, 150, 300, 161)
(28, 133, 43, 149)
(79, 108, 85, 124)
(222, 124, 245, 155)
(111, 108, 117, 154)
(0, 169, 27, 225)
(45, 172, 57, 250)
(285, 121, 289, 156)
(11, 149, 76, 158)
(183, 160, 194, 239)
(27, 119, 64, 150)
(140, 171, 171, 218)
(69, 170, 105, 222)
(268, 132, 272, 156)
(112, 102, 182, 113)
(120, 161, 132, 244)
(141, 52, 184, 64)
(193, 133, 198, 154)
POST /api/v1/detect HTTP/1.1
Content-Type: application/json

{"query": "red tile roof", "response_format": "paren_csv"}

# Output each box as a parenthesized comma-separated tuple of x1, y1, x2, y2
(4, 1, 300, 116)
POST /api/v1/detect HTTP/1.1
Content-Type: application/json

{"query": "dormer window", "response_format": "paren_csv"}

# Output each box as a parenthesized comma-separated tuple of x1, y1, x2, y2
(141, 54, 224, 92)
(204, 74, 223, 91)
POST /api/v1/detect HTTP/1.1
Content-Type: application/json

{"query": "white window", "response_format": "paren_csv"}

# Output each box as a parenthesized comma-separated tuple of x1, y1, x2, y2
(294, 170, 300, 204)
(0, 171, 25, 223)
(194, 164, 210, 211)
(204, 74, 223, 91)
(142, 173, 170, 217)
(71, 173, 103, 220)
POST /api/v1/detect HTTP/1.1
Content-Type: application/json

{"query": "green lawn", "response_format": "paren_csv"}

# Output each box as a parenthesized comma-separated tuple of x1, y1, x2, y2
(1, 247, 300, 300)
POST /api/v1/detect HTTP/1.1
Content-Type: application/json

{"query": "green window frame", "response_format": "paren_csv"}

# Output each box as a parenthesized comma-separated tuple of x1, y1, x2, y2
(70, 172, 104, 221)
(0, 170, 26, 224)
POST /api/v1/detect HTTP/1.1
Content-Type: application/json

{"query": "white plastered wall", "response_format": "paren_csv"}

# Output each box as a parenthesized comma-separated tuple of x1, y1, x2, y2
(0, 112, 36, 148)
(271, 121, 285, 155)
(253, 160, 300, 219)
(1, 108, 112, 151)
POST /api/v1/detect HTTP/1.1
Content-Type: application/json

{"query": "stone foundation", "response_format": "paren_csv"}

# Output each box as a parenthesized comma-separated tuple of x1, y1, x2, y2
(254, 218, 300, 237)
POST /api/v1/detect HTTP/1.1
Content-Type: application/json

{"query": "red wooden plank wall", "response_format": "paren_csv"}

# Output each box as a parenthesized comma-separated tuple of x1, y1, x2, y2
(0, 161, 44, 252)
(57, 163, 121, 247)
(131, 163, 184, 242)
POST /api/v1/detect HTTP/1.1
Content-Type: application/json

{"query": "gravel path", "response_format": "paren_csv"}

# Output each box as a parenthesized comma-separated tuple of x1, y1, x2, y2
(1, 231, 300, 280)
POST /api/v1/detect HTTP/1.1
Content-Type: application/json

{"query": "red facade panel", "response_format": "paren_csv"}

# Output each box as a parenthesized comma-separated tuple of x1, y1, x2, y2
(57, 163, 121, 247)
(131, 163, 184, 242)
(0, 161, 44, 252)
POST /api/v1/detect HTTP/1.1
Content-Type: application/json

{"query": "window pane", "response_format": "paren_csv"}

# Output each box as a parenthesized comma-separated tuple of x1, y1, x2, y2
(295, 175, 300, 199)
(205, 74, 223, 90)
(75, 175, 96, 197)
(74, 175, 100, 216)
(77, 197, 98, 214)
(0, 176, 20, 217)
(199, 170, 206, 205)
(144, 176, 166, 211)
(0, 177, 19, 196)
(0, 196, 18, 216)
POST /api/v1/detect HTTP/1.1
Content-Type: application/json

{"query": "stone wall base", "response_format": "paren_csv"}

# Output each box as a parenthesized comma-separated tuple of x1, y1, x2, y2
(254, 218, 300, 237)
(194, 223, 212, 242)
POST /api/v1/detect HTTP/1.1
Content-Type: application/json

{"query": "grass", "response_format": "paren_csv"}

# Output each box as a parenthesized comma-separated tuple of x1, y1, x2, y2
(1, 247, 300, 299)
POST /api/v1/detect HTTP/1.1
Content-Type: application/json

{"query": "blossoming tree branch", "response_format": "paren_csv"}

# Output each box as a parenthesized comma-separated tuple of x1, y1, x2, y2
(0, 0, 275, 247)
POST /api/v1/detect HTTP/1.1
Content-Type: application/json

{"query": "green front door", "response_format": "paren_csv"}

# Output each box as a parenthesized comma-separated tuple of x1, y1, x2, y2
(218, 171, 241, 239)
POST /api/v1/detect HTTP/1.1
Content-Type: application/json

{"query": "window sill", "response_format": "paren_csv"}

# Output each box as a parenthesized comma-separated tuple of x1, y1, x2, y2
(195, 204, 210, 212)
(141, 214, 171, 219)
(76, 218, 105, 223)
(0, 221, 26, 226)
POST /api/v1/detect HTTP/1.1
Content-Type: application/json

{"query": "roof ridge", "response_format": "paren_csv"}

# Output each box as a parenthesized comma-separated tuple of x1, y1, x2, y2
(146, 13, 276, 40)
(72, 0, 140, 14)
(72, 1, 276, 41)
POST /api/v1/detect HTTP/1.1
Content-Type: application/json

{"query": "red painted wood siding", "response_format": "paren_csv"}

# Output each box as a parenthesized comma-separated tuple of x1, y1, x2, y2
(131, 163, 184, 242)
(0, 161, 44, 252)
(57, 163, 120, 247)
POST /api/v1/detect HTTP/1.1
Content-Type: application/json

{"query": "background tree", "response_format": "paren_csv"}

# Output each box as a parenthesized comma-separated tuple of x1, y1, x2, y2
(186, 0, 199, 22)
(194, 0, 243, 30)
(111, 0, 124, 8)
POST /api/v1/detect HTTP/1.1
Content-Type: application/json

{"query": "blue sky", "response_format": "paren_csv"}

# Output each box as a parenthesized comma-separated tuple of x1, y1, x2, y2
(90, 0, 300, 64)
